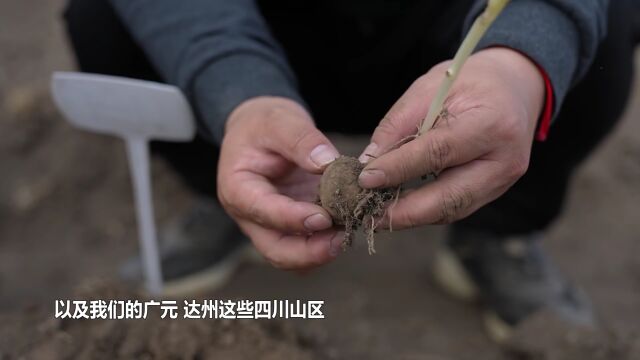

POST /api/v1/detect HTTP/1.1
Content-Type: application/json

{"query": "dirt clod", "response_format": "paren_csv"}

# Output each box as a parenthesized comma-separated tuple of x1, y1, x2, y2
(318, 156, 395, 254)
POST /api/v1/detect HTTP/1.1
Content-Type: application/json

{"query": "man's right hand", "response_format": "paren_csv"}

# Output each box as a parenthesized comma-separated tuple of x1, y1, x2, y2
(217, 96, 343, 271)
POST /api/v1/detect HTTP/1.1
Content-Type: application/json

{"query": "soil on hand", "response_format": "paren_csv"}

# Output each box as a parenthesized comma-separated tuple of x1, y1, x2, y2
(318, 156, 395, 254)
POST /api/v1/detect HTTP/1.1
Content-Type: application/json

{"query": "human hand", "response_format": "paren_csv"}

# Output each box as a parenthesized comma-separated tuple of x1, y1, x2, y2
(218, 96, 343, 270)
(359, 48, 545, 228)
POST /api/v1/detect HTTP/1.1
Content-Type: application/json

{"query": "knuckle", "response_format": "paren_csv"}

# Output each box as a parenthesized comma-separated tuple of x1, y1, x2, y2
(395, 158, 415, 184)
(492, 111, 526, 143)
(414, 63, 447, 88)
(426, 136, 452, 172)
(415, 71, 435, 86)
(506, 155, 530, 182)
(437, 186, 474, 224)
(486, 111, 514, 141)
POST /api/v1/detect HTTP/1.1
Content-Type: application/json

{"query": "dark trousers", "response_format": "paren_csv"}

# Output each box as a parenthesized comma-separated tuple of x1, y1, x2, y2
(63, 0, 637, 236)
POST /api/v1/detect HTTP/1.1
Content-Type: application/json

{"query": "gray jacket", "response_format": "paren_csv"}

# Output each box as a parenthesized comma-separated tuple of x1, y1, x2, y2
(109, 0, 609, 144)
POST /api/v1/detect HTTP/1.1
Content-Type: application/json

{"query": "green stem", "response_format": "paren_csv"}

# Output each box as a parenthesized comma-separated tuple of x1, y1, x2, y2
(419, 0, 511, 135)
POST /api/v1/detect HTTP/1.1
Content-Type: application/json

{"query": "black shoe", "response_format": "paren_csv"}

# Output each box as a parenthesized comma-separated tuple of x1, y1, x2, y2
(433, 227, 595, 342)
(119, 199, 258, 297)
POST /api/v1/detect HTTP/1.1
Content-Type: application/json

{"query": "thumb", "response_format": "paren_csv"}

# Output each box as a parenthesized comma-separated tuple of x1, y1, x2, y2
(264, 101, 340, 173)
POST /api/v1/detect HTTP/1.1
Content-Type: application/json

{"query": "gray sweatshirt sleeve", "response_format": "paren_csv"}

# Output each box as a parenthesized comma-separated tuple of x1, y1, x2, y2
(465, 0, 609, 117)
(109, 0, 303, 144)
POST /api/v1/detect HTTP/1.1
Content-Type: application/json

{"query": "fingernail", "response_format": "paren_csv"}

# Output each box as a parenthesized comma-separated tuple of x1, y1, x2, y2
(358, 143, 379, 163)
(330, 232, 345, 257)
(359, 169, 387, 188)
(304, 213, 332, 232)
(310, 144, 338, 168)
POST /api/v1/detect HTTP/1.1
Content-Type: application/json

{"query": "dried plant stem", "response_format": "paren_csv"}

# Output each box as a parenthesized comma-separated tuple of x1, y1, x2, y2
(419, 0, 511, 135)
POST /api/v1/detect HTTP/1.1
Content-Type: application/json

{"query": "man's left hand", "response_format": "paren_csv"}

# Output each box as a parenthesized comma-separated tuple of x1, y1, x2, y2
(359, 48, 545, 228)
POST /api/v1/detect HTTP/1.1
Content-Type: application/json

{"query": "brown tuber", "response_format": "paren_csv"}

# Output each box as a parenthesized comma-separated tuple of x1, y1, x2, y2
(318, 156, 395, 254)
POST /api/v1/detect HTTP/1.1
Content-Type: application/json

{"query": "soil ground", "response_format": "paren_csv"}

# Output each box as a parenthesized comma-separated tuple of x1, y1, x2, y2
(1, 1, 640, 359)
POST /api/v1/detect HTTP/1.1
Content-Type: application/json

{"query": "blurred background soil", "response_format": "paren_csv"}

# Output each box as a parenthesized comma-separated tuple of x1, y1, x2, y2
(1, 0, 639, 359)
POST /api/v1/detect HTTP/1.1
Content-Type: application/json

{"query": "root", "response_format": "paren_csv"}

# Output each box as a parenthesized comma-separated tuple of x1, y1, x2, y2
(338, 187, 396, 255)
(319, 156, 396, 255)
(337, 201, 356, 250)
(353, 191, 374, 220)
(387, 186, 402, 233)
(366, 215, 376, 255)
(342, 217, 355, 251)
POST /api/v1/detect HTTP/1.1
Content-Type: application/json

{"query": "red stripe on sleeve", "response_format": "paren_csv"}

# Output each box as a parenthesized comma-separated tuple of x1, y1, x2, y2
(533, 63, 554, 142)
